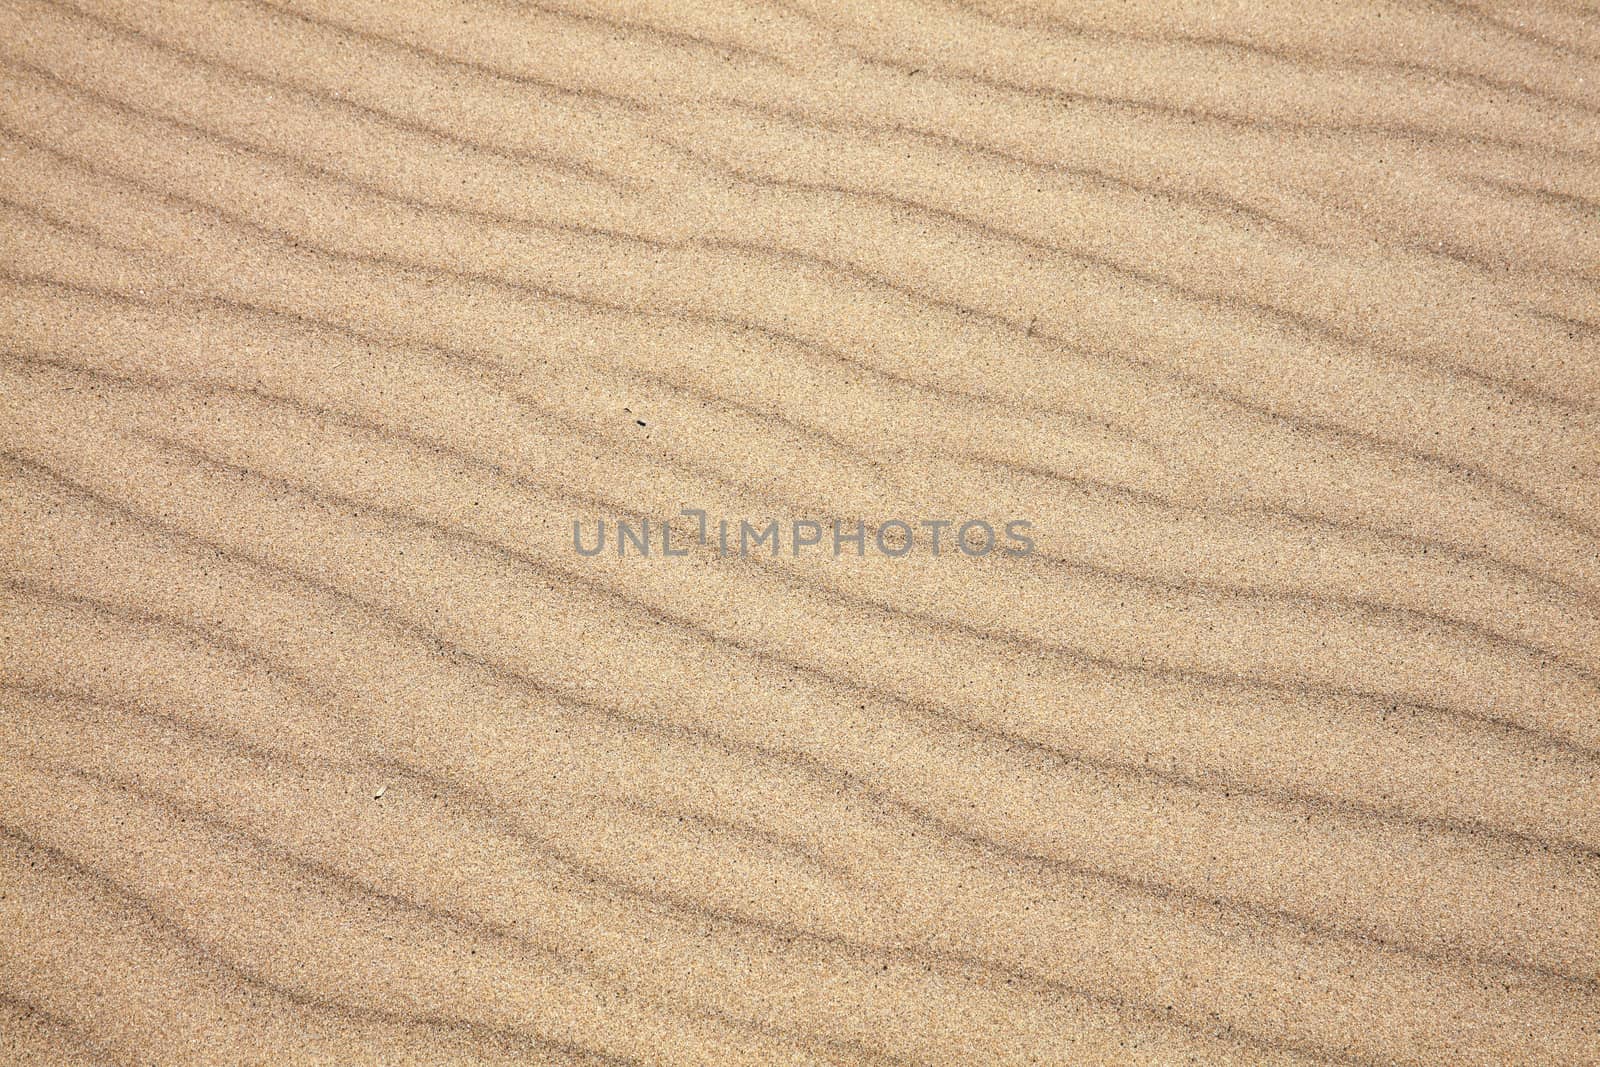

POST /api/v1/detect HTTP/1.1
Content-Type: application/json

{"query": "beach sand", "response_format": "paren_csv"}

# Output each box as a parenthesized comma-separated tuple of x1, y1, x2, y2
(1, 0, 1598, 1063)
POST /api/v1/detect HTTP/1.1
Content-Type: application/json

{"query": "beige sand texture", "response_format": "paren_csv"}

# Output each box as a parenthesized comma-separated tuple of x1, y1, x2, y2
(2, 0, 1599, 1063)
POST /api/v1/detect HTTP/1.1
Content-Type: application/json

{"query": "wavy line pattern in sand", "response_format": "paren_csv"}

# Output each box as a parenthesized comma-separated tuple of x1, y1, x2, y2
(1, 0, 1597, 1064)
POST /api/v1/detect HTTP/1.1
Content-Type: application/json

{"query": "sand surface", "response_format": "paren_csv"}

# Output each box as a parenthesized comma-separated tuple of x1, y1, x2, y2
(2, 0, 1599, 1063)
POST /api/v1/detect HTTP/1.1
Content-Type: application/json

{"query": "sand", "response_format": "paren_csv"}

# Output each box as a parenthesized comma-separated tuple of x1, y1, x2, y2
(1, 0, 1598, 1063)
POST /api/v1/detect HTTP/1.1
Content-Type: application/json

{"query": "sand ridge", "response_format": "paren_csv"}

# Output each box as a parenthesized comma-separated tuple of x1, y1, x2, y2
(1, 0, 1598, 1063)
